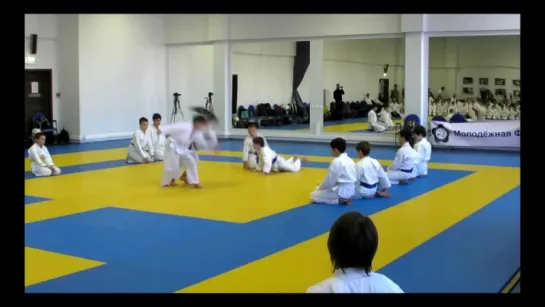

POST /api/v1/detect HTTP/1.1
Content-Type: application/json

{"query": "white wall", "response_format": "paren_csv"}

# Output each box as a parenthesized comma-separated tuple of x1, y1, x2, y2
(324, 38, 404, 102)
(24, 14, 62, 128)
(167, 45, 214, 119)
(78, 14, 167, 139)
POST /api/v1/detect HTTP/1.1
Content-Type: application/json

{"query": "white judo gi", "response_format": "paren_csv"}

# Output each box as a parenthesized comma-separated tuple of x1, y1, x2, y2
(149, 125, 166, 161)
(256, 145, 301, 173)
(310, 152, 357, 205)
(367, 110, 386, 132)
(354, 156, 391, 199)
(414, 138, 432, 177)
(387, 142, 419, 184)
(28, 143, 61, 177)
(242, 133, 267, 169)
(127, 129, 154, 163)
(160, 122, 218, 186)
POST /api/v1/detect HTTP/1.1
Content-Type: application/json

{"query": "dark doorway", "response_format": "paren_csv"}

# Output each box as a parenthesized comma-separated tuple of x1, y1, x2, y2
(231, 74, 238, 115)
(379, 78, 390, 103)
(25, 69, 53, 138)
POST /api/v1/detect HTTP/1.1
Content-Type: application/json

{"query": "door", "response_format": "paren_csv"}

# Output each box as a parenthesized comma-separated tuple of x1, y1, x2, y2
(379, 78, 389, 103)
(232, 74, 238, 115)
(25, 69, 52, 138)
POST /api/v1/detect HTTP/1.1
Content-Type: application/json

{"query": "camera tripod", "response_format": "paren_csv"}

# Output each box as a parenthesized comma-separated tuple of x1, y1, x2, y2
(170, 93, 185, 123)
(205, 93, 214, 115)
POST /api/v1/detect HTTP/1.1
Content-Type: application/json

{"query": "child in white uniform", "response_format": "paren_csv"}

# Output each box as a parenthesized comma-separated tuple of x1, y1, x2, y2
(307, 212, 403, 293)
(412, 125, 432, 177)
(353, 141, 391, 199)
(310, 138, 357, 205)
(387, 129, 419, 185)
(127, 117, 154, 164)
(242, 122, 267, 170)
(28, 132, 61, 177)
(252, 137, 305, 174)
(149, 113, 166, 161)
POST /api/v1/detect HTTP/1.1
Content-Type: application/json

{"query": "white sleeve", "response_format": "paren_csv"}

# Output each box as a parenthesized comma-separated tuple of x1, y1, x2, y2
(146, 131, 154, 156)
(318, 160, 340, 190)
(242, 139, 250, 162)
(389, 149, 403, 171)
(132, 132, 147, 158)
(262, 150, 273, 174)
(306, 284, 330, 293)
(28, 146, 47, 167)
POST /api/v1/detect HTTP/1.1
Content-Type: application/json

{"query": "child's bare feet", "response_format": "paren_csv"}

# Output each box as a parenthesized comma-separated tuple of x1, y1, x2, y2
(376, 190, 391, 198)
(179, 172, 188, 184)
(190, 184, 203, 189)
(399, 180, 409, 185)
(338, 198, 353, 205)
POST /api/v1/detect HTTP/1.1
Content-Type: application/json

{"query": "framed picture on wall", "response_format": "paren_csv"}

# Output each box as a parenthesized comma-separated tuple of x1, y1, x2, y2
(479, 78, 489, 85)
(462, 87, 474, 94)
(495, 78, 506, 86)
(513, 79, 521, 86)
(495, 88, 506, 96)
(513, 90, 520, 97)
(462, 77, 473, 85)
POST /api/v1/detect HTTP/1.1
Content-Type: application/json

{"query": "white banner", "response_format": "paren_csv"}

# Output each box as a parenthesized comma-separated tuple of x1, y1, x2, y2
(430, 120, 520, 148)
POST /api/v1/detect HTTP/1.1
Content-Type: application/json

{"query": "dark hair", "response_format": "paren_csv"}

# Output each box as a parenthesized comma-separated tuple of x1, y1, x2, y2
(252, 137, 265, 147)
(413, 125, 427, 137)
(34, 132, 45, 140)
(139, 117, 148, 125)
(193, 115, 207, 124)
(356, 141, 371, 156)
(152, 113, 162, 120)
(246, 122, 257, 129)
(327, 212, 378, 275)
(330, 138, 347, 153)
(398, 129, 412, 142)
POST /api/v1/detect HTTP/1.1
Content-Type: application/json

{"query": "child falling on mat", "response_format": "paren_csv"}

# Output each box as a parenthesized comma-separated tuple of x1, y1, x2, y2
(310, 138, 357, 205)
(386, 129, 418, 185)
(354, 141, 391, 199)
(412, 125, 432, 177)
(252, 137, 306, 174)
(242, 122, 267, 170)
(127, 117, 155, 164)
(28, 132, 61, 177)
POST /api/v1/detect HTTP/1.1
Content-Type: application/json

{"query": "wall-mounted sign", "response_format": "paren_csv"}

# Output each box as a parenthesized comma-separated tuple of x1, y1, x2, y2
(25, 56, 36, 64)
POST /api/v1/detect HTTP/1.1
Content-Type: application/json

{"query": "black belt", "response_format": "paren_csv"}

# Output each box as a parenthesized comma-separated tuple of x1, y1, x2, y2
(272, 156, 278, 164)
(400, 168, 413, 173)
(189, 142, 196, 150)
(360, 182, 378, 189)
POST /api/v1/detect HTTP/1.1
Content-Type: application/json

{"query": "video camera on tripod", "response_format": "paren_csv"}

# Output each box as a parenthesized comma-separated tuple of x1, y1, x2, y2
(170, 92, 184, 123)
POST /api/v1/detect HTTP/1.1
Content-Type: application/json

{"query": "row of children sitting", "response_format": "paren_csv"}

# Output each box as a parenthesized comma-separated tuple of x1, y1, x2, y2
(429, 96, 521, 121)
(310, 127, 431, 205)
(366, 103, 398, 132)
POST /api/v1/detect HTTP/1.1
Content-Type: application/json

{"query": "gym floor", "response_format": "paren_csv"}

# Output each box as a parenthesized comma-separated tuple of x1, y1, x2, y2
(24, 138, 520, 293)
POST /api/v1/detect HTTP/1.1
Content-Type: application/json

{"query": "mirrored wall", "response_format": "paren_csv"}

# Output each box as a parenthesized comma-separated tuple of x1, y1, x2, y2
(231, 41, 311, 134)
(428, 35, 520, 122)
(320, 37, 405, 136)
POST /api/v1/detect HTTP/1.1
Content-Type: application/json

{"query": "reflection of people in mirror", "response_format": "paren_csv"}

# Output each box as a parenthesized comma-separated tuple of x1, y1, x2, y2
(462, 87, 473, 94)
(495, 78, 505, 86)
(479, 78, 488, 85)
(513, 80, 521, 87)
(513, 90, 520, 97)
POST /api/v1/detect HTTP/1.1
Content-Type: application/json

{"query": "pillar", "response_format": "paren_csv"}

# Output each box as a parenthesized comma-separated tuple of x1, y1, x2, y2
(404, 32, 429, 127)
(308, 40, 324, 135)
(212, 43, 232, 135)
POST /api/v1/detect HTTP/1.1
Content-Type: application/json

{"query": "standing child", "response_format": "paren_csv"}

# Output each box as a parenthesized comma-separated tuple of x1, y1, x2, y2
(354, 141, 391, 199)
(28, 132, 61, 177)
(412, 125, 432, 177)
(242, 122, 267, 170)
(310, 138, 357, 205)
